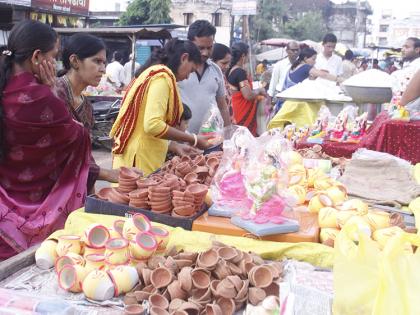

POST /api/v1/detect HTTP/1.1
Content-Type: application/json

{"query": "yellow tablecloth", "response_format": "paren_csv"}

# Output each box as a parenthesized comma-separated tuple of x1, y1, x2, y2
(50, 209, 334, 268)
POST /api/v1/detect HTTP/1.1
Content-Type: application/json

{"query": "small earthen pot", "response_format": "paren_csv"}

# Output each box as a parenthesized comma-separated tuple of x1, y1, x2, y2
(173, 205, 196, 217)
(150, 306, 169, 315)
(249, 265, 273, 288)
(205, 303, 223, 315)
(150, 267, 173, 289)
(149, 226, 170, 253)
(178, 302, 201, 314)
(235, 279, 249, 300)
(226, 275, 242, 292)
(231, 250, 244, 265)
(216, 298, 235, 315)
(210, 280, 220, 297)
(84, 224, 110, 249)
(171, 311, 188, 315)
(174, 259, 193, 269)
(263, 281, 280, 297)
(167, 280, 188, 300)
(191, 268, 211, 289)
(186, 184, 208, 196)
(178, 267, 193, 292)
(191, 287, 212, 303)
(227, 262, 242, 276)
(149, 293, 169, 310)
(56, 235, 82, 257)
(184, 172, 199, 185)
(82, 269, 115, 301)
(213, 260, 231, 280)
(109, 188, 130, 205)
(216, 279, 236, 299)
(142, 268, 152, 286)
(104, 238, 130, 265)
(248, 287, 267, 306)
(124, 292, 138, 305)
(217, 247, 237, 262)
(134, 290, 152, 302)
(169, 298, 185, 312)
(148, 255, 166, 270)
(124, 304, 146, 315)
(196, 248, 218, 269)
(97, 187, 113, 200)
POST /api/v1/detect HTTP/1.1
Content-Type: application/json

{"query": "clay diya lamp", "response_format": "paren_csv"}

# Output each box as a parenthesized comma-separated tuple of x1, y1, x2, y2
(85, 254, 106, 273)
(175, 252, 198, 261)
(178, 302, 201, 315)
(263, 281, 280, 297)
(129, 189, 149, 199)
(186, 184, 208, 199)
(193, 155, 205, 166)
(108, 188, 130, 205)
(82, 269, 115, 301)
(173, 205, 196, 217)
(56, 235, 82, 257)
(123, 292, 138, 305)
(130, 231, 158, 260)
(174, 259, 193, 269)
(177, 178, 187, 190)
(120, 167, 142, 180)
(217, 247, 237, 262)
(215, 278, 237, 299)
(107, 265, 139, 296)
(35, 239, 58, 270)
(97, 187, 113, 201)
(123, 213, 152, 241)
(149, 226, 170, 253)
(170, 311, 188, 315)
(149, 306, 169, 315)
(105, 238, 130, 265)
(249, 265, 273, 288)
(184, 172, 199, 185)
(250, 252, 265, 265)
(178, 266, 193, 292)
(248, 287, 267, 306)
(134, 290, 153, 302)
(216, 298, 235, 315)
(210, 279, 221, 296)
(205, 303, 223, 315)
(181, 155, 192, 163)
(167, 280, 188, 300)
(124, 304, 146, 315)
(136, 178, 159, 189)
(148, 255, 166, 269)
(230, 250, 244, 265)
(206, 157, 219, 170)
(84, 224, 110, 249)
(191, 268, 211, 289)
(169, 298, 186, 312)
(226, 275, 243, 292)
(163, 256, 178, 274)
(149, 293, 169, 310)
(58, 264, 88, 293)
(191, 287, 212, 304)
(150, 267, 173, 289)
(55, 253, 85, 274)
(196, 248, 219, 270)
(235, 279, 249, 300)
(213, 260, 231, 280)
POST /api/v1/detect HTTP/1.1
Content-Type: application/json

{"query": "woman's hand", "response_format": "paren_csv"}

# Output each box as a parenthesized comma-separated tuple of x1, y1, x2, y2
(170, 142, 203, 156)
(35, 60, 56, 88)
(196, 134, 213, 150)
(258, 88, 268, 97)
(98, 168, 120, 183)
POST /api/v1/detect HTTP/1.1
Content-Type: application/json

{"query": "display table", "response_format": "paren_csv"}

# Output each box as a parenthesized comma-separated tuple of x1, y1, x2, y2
(297, 113, 420, 164)
(192, 211, 320, 243)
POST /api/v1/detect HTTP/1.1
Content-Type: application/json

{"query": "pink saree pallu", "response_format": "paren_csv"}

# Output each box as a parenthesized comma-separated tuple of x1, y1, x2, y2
(0, 72, 91, 259)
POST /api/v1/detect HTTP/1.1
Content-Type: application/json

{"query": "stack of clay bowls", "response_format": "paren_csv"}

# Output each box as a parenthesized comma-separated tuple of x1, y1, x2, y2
(148, 185, 172, 214)
(119, 167, 142, 193)
(123, 241, 282, 315)
(129, 189, 149, 209)
(172, 190, 196, 218)
(185, 184, 209, 212)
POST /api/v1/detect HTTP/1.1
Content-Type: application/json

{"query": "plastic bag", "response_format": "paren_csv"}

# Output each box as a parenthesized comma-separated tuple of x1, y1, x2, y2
(333, 225, 420, 315)
(199, 104, 224, 146)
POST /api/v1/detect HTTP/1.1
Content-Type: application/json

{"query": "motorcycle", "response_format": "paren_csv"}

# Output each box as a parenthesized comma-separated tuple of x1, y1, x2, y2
(91, 99, 121, 150)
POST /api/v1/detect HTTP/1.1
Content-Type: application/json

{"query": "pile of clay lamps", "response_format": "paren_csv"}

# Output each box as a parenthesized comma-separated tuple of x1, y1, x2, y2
(122, 241, 283, 315)
(97, 152, 222, 217)
(35, 214, 171, 302)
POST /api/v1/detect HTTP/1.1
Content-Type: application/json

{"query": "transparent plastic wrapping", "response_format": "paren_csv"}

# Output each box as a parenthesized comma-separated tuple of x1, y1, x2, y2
(199, 104, 224, 146)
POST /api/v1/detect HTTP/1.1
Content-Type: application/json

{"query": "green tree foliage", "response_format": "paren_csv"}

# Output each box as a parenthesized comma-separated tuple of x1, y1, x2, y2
(283, 11, 327, 41)
(119, 0, 171, 26)
(250, 0, 285, 41)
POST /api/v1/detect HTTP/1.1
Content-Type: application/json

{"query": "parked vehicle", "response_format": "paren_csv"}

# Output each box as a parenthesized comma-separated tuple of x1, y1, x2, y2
(91, 99, 121, 150)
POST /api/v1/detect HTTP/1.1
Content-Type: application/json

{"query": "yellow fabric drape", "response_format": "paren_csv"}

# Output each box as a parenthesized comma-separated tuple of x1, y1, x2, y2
(268, 100, 324, 130)
(49, 209, 334, 269)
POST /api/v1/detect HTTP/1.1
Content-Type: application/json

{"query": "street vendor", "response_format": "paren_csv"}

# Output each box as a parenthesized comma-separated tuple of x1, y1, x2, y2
(178, 20, 232, 134)
(0, 21, 92, 259)
(56, 33, 120, 191)
(110, 39, 212, 175)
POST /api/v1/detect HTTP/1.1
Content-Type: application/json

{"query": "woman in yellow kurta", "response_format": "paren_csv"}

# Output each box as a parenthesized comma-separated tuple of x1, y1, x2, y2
(110, 40, 211, 175)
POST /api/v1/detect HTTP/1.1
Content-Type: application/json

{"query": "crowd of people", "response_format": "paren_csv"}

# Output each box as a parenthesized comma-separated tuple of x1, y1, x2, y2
(0, 18, 418, 260)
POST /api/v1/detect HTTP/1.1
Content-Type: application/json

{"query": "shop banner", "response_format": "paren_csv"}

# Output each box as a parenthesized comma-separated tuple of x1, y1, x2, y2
(0, 0, 31, 6)
(31, 0, 89, 15)
(231, 0, 257, 16)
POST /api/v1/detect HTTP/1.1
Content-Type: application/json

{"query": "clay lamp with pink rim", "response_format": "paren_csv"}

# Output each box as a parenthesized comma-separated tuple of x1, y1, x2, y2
(104, 238, 130, 265)
(130, 231, 158, 260)
(84, 224, 110, 249)
(149, 226, 170, 252)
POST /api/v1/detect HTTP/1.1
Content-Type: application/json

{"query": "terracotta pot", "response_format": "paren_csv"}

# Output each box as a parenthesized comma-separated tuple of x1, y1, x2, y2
(109, 189, 130, 204)
(124, 304, 146, 315)
(213, 260, 232, 279)
(181, 155, 192, 163)
(206, 157, 219, 169)
(210, 280, 220, 296)
(196, 248, 218, 269)
(84, 224, 110, 249)
(164, 256, 179, 274)
(249, 265, 273, 288)
(142, 268, 152, 286)
(104, 238, 129, 265)
(184, 172, 199, 185)
(226, 275, 242, 292)
(186, 184, 208, 196)
(217, 247, 237, 262)
(205, 303, 223, 315)
(167, 280, 188, 300)
(226, 262, 242, 277)
(216, 279, 236, 299)
(248, 287, 266, 306)
(134, 290, 152, 302)
(191, 269, 211, 289)
(124, 292, 138, 305)
(216, 298, 235, 315)
(263, 281, 280, 297)
(136, 178, 159, 189)
(174, 259, 193, 269)
(97, 187, 113, 200)
(82, 269, 114, 301)
(235, 279, 249, 300)
(191, 287, 212, 304)
(150, 267, 173, 289)
(169, 298, 185, 312)
(148, 255, 166, 270)
(56, 235, 82, 257)
(149, 293, 169, 310)
(231, 250, 244, 264)
(175, 252, 198, 262)
(150, 306, 169, 315)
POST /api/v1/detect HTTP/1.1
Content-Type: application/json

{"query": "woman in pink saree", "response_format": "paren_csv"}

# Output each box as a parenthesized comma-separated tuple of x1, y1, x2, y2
(0, 21, 92, 259)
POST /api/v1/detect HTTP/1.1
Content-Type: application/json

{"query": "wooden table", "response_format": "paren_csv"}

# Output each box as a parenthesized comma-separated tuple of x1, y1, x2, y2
(192, 211, 320, 243)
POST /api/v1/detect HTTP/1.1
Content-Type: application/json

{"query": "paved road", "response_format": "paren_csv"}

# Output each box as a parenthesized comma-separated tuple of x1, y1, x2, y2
(92, 148, 113, 190)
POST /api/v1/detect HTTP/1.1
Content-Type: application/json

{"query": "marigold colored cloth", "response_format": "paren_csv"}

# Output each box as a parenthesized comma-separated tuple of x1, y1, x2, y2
(0, 72, 91, 259)
(297, 112, 420, 164)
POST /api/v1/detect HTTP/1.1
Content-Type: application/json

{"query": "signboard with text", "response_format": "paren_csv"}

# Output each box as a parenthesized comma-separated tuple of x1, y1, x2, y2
(0, 0, 31, 6)
(31, 0, 89, 15)
(231, 0, 257, 16)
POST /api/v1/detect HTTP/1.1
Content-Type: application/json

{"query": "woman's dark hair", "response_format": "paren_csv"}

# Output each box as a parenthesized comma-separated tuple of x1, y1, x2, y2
(181, 103, 192, 121)
(135, 39, 201, 77)
(344, 49, 354, 61)
(211, 43, 231, 62)
(291, 47, 317, 70)
(0, 20, 57, 161)
(228, 42, 249, 74)
(59, 33, 105, 76)
(187, 20, 216, 41)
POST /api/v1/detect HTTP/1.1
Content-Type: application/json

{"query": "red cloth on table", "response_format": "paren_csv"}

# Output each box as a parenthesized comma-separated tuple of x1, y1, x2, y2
(297, 112, 420, 164)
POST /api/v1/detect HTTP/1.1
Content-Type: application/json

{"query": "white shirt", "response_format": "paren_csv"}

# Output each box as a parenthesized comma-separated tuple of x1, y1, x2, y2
(267, 58, 292, 97)
(123, 60, 141, 86)
(106, 61, 125, 87)
(315, 53, 343, 76)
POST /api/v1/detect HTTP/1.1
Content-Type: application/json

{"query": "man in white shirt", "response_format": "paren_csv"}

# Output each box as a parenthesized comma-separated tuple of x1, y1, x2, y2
(315, 33, 343, 77)
(106, 51, 125, 88)
(123, 53, 141, 86)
